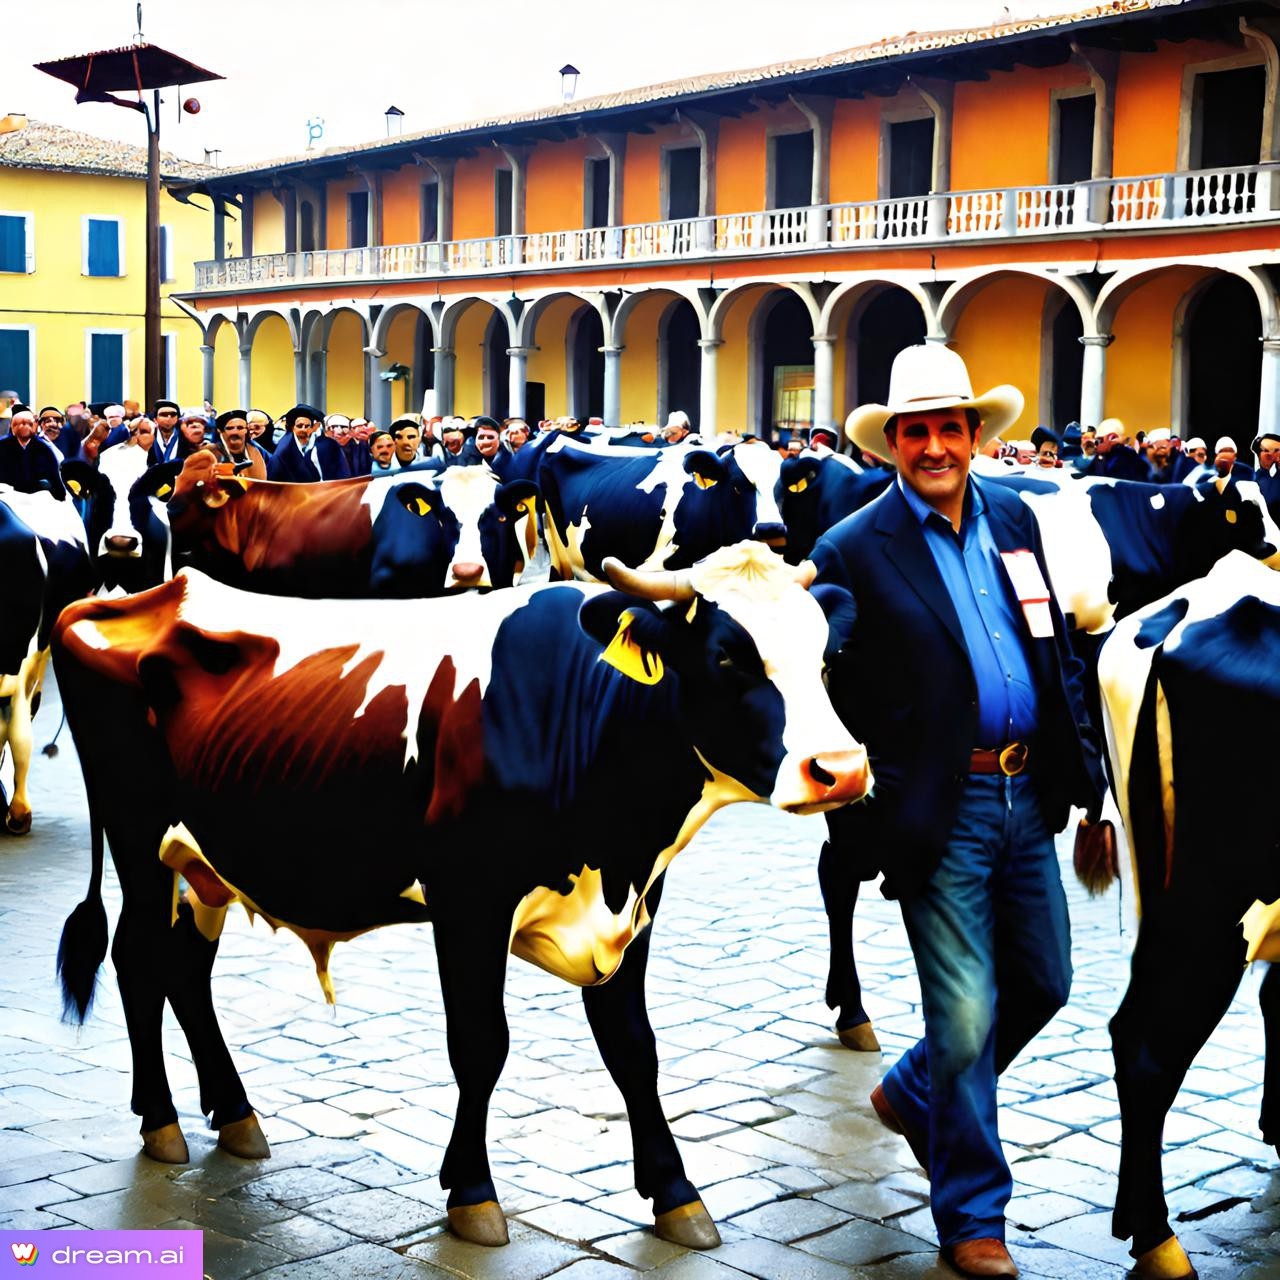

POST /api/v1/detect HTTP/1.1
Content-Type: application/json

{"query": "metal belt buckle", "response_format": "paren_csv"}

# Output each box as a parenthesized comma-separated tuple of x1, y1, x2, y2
(998, 741, 1028, 777)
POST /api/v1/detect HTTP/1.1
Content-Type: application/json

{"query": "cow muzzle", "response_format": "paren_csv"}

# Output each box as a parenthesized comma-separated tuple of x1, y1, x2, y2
(772, 747, 872, 815)
(103, 533, 141, 557)
(752, 521, 787, 548)
(449, 560, 488, 587)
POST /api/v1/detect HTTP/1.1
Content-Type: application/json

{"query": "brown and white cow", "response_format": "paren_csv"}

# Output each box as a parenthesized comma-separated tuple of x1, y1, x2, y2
(54, 543, 869, 1250)
(167, 451, 544, 597)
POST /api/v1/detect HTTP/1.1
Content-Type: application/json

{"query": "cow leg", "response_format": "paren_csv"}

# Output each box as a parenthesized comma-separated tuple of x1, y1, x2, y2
(1111, 906, 1246, 1274)
(432, 900, 513, 1246)
(1, 651, 45, 835)
(581, 878, 719, 1249)
(1259, 963, 1280, 1151)
(818, 839, 880, 1051)
(111, 893, 188, 1163)
(162, 901, 266, 1159)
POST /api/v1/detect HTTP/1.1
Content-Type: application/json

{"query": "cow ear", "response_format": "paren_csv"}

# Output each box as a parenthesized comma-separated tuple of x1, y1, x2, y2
(394, 483, 439, 518)
(579, 592, 668, 685)
(684, 450, 728, 490)
(495, 479, 540, 522)
(60, 460, 98, 499)
(780, 456, 818, 493)
(135, 461, 184, 504)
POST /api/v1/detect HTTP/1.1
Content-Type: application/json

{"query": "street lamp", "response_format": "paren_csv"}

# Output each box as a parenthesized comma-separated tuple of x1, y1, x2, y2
(35, 37, 221, 411)
(559, 65, 580, 103)
(385, 105, 404, 138)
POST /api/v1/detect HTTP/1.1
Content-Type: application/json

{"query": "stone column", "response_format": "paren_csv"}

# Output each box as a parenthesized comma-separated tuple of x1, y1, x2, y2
(432, 346, 456, 416)
(507, 347, 533, 420)
(293, 348, 307, 404)
(367, 348, 391, 424)
(812, 334, 837, 435)
(308, 348, 328, 408)
(601, 345, 624, 428)
(1079, 334, 1113, 428)
(698, 338, 722, 437)
(237, 343, 252, 410)
(200, 344, 215, 406)
(1260, 337, 1280, 441)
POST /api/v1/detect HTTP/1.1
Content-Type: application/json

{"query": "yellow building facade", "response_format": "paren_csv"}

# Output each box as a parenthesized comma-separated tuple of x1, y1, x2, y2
(0, 117, 213, 410)
(176, 0, 1280, 451)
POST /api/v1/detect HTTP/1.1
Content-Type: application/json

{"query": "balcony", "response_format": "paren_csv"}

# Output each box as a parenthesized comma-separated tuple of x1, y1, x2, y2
(192, 161, 1280, 293)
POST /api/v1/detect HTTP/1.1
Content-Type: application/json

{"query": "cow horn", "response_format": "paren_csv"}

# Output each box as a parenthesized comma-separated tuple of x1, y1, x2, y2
(602, 557, 695, 601)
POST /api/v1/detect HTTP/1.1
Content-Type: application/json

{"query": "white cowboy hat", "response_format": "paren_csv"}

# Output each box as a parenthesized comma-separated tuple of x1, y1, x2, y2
(844, 344, 1023, 459)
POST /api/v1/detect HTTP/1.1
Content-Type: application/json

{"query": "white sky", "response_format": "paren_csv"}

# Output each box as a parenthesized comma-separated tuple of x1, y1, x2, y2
(8, 0, 1085, 167)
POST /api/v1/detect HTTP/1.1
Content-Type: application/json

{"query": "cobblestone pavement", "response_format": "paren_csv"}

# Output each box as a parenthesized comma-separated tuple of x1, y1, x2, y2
(3, 677, 1279, 1279)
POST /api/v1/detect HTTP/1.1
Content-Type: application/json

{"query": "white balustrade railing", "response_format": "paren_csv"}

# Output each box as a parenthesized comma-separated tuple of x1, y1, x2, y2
(192, 161, 1280, 291)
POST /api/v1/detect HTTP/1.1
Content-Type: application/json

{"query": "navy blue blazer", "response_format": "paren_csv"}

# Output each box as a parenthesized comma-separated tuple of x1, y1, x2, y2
(812, 478, 1105, 900)
(267, 434, 349, 482)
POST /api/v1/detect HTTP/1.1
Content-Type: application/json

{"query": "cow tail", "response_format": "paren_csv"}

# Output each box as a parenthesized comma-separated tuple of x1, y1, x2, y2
(56, 801, 108, 1023)
(1125, 671, 1168, 913)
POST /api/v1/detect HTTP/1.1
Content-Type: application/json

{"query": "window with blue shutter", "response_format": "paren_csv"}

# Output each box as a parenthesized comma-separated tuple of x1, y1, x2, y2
(87, 218, 121, 276)
(159, 224, 173, 282)
(0, 215, 30, 273)
(90, 333, 125, 402)
(0, 330, 31, 402)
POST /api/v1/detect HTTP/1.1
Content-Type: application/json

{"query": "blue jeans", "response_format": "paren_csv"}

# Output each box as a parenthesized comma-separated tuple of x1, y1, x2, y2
(882, 772, 1072, 1246)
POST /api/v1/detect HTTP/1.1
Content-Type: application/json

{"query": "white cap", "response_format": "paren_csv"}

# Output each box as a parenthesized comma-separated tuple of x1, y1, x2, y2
(1184, 437, 1206, 451)
(1214, 436, 1237, 453)
(1146, 427, 1171, 443)
(665, 410, 690, 430)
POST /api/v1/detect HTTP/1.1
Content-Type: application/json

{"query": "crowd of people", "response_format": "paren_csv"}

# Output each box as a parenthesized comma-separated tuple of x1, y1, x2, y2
(0, 393, 735, 495)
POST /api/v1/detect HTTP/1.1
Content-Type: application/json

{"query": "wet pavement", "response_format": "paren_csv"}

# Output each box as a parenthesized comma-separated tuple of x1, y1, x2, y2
(2, 676, 1279, 1279)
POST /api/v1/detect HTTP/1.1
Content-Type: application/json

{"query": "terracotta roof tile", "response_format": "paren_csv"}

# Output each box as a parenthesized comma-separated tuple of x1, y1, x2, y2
(0, 117, 215, 180)
(219, 0, 1188, 176)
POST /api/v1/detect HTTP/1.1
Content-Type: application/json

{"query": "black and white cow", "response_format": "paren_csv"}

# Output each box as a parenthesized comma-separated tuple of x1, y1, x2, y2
(167, 452, 545, 597)
(533, 435, 786, 580)
(54, 543, 869, 1250)
(818, 466, 1280, 1052)
(62, 445, 181, 593)
(0, 486, 93, 833)
(777, 454, 893, 564)
(1097, 550, 1280, 1279)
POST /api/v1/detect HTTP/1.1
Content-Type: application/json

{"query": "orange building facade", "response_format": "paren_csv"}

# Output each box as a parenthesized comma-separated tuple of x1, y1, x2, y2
(174, 0, 1280, 449)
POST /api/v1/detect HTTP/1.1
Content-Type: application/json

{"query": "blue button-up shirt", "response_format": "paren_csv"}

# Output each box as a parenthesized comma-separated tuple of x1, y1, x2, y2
(898, 477, 1038, 746)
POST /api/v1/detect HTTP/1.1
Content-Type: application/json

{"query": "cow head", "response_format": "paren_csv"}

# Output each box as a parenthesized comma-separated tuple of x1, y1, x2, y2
(62, 448, 178, 593)
(579, 541, 870, 814)
(432, 467, 545, 590)
(1192, 477, 1280, 570)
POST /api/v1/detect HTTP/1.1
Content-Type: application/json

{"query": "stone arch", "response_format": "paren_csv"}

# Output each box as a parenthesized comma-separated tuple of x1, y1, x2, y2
(937, 267, 1095, 341)
(825, 280, 929, 416)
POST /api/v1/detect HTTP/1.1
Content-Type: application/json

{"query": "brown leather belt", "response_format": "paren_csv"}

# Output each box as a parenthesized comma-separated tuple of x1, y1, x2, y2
(970, 742, 1030, 776)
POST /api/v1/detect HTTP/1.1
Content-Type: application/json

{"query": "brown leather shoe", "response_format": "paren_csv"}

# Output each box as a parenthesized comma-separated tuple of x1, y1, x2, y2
(869, 1082, 930, 1175)
(943, 1237, 1018, 1277)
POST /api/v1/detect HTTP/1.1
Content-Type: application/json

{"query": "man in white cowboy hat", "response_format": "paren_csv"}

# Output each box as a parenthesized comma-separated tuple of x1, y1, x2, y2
(807, 344, 1105, 1279)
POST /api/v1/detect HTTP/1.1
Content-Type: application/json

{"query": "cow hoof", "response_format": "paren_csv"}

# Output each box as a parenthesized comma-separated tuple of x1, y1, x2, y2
(4, 810, 31, 836)
(217, 1112, 271, 1159)
(1132, 1235, 1196, 1279)
(655, 1199, 721, 1250)
(447, 1200, 509, 1246)
(141, 1123, 189, 1164)
(837, 1021, 881, 1052)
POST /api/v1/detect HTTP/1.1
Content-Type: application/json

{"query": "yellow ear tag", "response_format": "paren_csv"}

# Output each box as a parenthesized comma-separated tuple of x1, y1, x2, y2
(1225, 508, 1237, 524)
(156, 484, 173, 499)
(600, 609, 664, 684)
(693, 472, 717, 490)
(411, 496, 431, 516)
(67, 479, 84, 497)
(788, 476, 809, 493)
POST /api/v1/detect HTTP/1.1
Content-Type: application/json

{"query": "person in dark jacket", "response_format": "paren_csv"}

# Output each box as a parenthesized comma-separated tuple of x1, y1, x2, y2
(812, 345, 1105, 1280)
(267, 405, 349, 482)
(0, 404, 65, 496)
